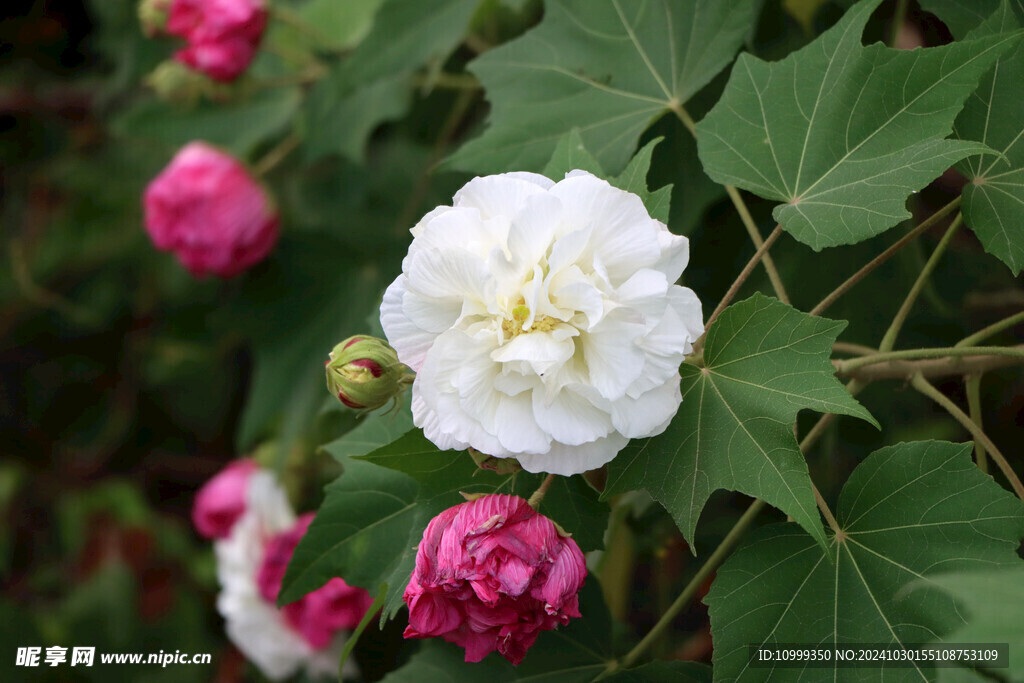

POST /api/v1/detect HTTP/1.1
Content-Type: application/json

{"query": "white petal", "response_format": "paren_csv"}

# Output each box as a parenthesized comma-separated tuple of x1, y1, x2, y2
(581, 312, 647, 400)
(515, 433, 629, 476)
(408, 206, 496, 261)
(380, 277, 437, 372)
(406, 247, 494, 303)
(550, 174, 662, 284)
(490, 332, 575, 376)
(611, 374, 681, 438)
(401, 289, 462, 336)
(507, 193, 561, 269)
(494, 393, 551, 454)
(654, 229, 690, 283)
(533, 387, 612, 446)
(453, 173, 550, 219)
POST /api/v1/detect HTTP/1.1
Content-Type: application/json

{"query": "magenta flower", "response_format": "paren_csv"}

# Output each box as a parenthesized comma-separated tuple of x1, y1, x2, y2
(143, 142, 279, 278)
(403, 494, 587, 665)
(167, 0, 267, 82)
(192, 459, 258, 539)
(257, 514, 375, 650)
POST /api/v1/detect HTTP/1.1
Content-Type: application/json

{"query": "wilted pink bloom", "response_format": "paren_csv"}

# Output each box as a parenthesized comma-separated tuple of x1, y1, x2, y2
(143, 142, 279, 278)
(403, 494, 586, 665)
(167, 0, 267, 81)
(257, 513, 375, 650)
(192, 459, 258, 539)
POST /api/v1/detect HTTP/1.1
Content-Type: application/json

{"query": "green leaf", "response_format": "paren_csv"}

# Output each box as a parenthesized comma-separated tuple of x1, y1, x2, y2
(321, 394, 415, 462)
(381, 581, 613, 681)
(952, 3, 1024, 274)
(302, 75, 412, 163)
(542, 129, 606, 180)
(111, 87, 302, 157)
(695, 0, 1017, 249)
(299, 0, 384, 51)
(364, 431, 609, 552)
(706, 441, 1024, 682)
(605, 294, 876, 553)
(542, 132, 672, 223)
(927, 569, 1024, 681)
(447, 0, 763, 175)
(606, 661, 712, 682)
(299, 0, 479, 162)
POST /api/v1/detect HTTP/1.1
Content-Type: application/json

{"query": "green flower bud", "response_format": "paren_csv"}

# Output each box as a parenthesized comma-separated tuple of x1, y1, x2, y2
(468, 448, 523, 475)
(145, 61, 218, 105)
(138, 0, 170, 37)
(326, 335, 410, 412)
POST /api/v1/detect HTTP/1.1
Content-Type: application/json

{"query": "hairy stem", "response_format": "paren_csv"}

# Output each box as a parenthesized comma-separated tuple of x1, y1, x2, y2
(964, 374, 988, 474)
(669, 101, 790, 304)
(811, 196, 961, 316)
(956, 310, 1024, 348)
(527, 473, 557, 509)
(706, 225, 785, 328)
(832, 342, 878, 356)
(836, 345, 1024, 374)
(888, 0, 910, 48)
(836, 348, 1024, 381)
(337, 585, 385, 679)
(910, 373, 1024, 500)
(877, 214, 963, 353)
(813, 482, 841, 535)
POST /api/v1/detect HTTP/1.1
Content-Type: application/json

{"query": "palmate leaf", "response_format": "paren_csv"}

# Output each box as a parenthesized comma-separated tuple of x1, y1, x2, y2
(695, 0, 1018, 249)
(919, 0, 1024, 38)
(604, 294, 876, 553)
(281, 431, 608, 621)
(950, 2, 1024, 274)
(706, 441, 1024, 682)
(447, 0, 763, 175)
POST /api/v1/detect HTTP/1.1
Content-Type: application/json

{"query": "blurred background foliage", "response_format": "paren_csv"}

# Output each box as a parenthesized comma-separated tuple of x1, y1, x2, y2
(1, 0, 1021, 680)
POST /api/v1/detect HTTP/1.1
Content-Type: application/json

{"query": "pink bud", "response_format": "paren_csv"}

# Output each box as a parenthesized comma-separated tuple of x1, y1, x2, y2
(192, 459, 258, 539)
(257, 513, 375, 650)
(143, 142, 279, 278)
(167, 0, 267, 82)
(403, 494, 586, 665)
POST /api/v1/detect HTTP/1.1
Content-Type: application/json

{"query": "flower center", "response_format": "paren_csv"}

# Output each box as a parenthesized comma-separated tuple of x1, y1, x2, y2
(500, 298, 560, 339)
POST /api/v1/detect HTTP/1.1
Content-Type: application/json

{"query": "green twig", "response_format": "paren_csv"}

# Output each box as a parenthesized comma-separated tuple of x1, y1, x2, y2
(955, 310, 1024, 348)
(337, 586, 385, 682)
(888, 0, 911, 48)
(836, 345, 1024, 374)
(810, 196, 961, 316)
(877, 213, 963, 353)
(252, 133, 300, 176)
(910, 373, 1024, 500)
(964, 374, 988, 474)
(706, 225, 785, 329)
(527, 473, 557, 510)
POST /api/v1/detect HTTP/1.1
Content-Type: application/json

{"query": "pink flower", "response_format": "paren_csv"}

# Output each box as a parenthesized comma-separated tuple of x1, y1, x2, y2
(143, 142, 279, 278)
(403, 494, 587, 665)
(192, 459, 258, 539)
(167, 0, 267, 82)
(257, 514, 375, 650)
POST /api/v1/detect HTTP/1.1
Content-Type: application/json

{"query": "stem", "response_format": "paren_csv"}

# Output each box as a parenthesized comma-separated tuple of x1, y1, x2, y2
(413, 71, 481, 91)
(706, 225, 785, 328)
(337, 585, 385, 681)
(812, 482, 841, 535)
(910, 373, 1024, 500)
(832, 342, 877, 356)
(877, 213, 963, 353)
(669, 101, 790, 304)
(810, 196, 961, 316)
(527, 473, 557, 509)
(836, 345, 1024, 374)
(964, 374, 988, 474)
(888, 0, 910, 48)
(602, 498, 766, 677)
(252, 133, 300, 176)
(955, 310, 1024, 348)
(837, 349, 1024, 381)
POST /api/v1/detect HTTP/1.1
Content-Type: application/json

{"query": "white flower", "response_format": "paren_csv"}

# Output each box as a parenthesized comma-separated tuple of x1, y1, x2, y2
(214, 472, 356, 681)
(380, 171, 703, 475)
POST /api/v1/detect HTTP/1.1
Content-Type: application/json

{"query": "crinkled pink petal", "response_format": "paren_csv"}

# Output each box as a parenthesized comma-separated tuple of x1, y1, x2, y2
(191, 458, 257, 539)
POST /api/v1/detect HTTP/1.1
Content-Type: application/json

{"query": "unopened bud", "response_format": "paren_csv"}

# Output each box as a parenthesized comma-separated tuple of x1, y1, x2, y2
(138, 0, 170, 37)
(326, 335, 410, 411)
(468, 448, 522, 474)
(145, 60, 217, 104)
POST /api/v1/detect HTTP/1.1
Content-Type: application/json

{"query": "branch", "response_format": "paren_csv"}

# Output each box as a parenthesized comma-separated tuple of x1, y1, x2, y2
(706, 225, 785, 328)
(964, 374, 988, 474)
(834, 345, 1024, 381)
(810, 196, 961, 316)
(910, 373, 1024, 501)
(956, 310, 1024, 348)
